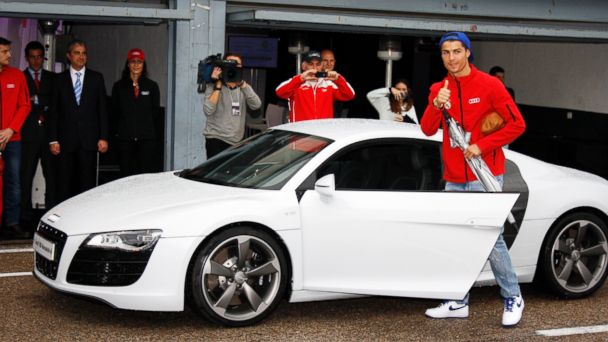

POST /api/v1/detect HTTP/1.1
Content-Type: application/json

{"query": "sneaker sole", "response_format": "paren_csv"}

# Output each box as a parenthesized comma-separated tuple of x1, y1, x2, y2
(425, 313, 469, 319)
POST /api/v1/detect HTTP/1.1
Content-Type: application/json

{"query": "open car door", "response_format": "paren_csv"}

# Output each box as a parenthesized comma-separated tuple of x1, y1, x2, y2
(299, 174, 519, 300)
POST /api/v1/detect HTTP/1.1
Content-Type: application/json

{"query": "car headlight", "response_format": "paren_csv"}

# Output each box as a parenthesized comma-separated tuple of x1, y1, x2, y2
(85, 229, 162, 252)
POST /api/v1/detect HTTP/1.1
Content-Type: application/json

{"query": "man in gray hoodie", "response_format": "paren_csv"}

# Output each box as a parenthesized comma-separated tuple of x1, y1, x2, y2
(203, 52, 261, 158)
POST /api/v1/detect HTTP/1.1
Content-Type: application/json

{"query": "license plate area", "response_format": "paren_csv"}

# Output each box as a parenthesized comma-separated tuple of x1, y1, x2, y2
(34, 233, 56, 261)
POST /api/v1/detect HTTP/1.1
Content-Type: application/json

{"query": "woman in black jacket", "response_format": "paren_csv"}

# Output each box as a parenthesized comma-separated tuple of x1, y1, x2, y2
(111, 48, 161, 177)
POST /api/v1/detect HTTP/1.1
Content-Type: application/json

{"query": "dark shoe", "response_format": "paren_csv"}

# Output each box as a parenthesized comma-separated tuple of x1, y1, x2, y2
(1, 225, 33, 240)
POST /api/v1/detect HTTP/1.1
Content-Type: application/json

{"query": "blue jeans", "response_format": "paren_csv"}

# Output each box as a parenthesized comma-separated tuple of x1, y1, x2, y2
(445, 175, 521, 304)
(3, 141, 21, 226)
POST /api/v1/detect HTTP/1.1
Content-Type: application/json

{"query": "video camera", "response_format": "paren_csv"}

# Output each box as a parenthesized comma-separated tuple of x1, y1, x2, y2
(197, 54, 244, 93)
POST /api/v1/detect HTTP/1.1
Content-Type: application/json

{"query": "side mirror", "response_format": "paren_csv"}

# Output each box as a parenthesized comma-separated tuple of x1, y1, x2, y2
(315, 174, 335, 196)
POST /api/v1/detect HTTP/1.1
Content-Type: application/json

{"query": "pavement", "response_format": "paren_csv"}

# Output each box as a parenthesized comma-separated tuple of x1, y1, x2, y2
(1, 241, 608, 341)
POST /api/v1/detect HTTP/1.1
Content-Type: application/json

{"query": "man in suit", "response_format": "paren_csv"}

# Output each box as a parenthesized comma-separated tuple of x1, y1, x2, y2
(0, 37, 31, 240)
(48, 39, 108, 203)
(21, 41, 56, 231)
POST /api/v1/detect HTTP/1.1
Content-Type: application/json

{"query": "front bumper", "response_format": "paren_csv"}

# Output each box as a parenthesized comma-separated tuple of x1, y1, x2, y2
(34, 227, 204, 312)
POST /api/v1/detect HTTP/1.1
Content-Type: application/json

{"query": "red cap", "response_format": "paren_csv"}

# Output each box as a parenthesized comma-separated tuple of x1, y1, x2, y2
(127, 48, 145, 61)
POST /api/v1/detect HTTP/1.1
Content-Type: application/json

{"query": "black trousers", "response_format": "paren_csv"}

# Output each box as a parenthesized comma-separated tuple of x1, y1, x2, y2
(205, 138, 231, 159)
(20, 132, 57, 216)
(118, 139, 157, 177)
(56, 147, 97, 203)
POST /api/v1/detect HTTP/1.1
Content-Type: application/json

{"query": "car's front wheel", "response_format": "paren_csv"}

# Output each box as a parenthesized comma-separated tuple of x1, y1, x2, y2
(539, 212, 608, 298)
(189, 227, 288, 326)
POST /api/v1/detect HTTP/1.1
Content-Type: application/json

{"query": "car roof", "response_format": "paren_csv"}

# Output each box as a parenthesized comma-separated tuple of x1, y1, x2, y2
(273, 119, 441, 142)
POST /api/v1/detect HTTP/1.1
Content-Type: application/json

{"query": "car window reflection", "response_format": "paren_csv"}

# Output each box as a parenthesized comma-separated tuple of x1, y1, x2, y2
(181, 130, 333, 190)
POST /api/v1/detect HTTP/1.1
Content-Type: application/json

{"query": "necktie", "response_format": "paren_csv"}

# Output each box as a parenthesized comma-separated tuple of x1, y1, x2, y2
(74, 72, 82, 105)
(133, 82, 139, 98)
(34, 71, 40, 91)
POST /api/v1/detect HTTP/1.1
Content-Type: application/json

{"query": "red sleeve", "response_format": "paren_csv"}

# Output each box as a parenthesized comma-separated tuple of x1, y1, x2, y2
(420, 83, 443, 136)
(332, 75, 355, 102)
(275, 76, 303, 99)
(8, 71, 31, 133)
(476, 79, 526, 153)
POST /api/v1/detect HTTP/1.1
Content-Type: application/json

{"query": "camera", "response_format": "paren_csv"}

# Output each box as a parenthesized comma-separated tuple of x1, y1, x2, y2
(315, 71, 328, 78)
(218, 59, 243, 83)
(197, 54, 244, 92)
(389, 91, 410, 102)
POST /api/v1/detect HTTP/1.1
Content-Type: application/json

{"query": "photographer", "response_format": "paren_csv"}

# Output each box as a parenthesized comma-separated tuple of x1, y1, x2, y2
(202, 52, 261, 158)
(367, 78, 418, 124)
(275, 50, 355, 122)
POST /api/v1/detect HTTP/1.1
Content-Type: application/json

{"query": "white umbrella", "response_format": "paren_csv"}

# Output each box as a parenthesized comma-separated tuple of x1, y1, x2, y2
(441, 109, 517, 227)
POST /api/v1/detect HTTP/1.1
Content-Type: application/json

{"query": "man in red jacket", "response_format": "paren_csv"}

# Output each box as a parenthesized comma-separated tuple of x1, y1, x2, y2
(421, 32, 526, 327)
(0, 37, 31, 239)
(275, 50, 355, 122)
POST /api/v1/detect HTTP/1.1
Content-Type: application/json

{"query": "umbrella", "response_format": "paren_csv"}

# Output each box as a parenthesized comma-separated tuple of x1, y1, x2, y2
(441, 109, 518, 227)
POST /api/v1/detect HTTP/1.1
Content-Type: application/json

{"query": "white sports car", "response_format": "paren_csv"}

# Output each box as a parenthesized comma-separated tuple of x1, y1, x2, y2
(34, 119, 608, 326)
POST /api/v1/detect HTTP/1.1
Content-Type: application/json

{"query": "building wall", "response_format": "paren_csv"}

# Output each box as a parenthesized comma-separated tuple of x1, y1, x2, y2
(475, 41, 608, 114)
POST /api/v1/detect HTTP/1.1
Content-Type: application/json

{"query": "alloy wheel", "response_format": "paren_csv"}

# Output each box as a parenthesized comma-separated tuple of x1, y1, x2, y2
(200, 235, 282, 322)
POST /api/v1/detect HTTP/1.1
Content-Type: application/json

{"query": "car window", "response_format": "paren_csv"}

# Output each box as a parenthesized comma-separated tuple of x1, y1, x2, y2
(180, 130, 333, 190)
(314, 139, 443, 191)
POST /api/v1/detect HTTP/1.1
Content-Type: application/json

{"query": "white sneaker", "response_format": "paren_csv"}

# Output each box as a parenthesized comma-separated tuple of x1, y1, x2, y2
(502, 295, 524, 327)
(425, 301, 469, 319)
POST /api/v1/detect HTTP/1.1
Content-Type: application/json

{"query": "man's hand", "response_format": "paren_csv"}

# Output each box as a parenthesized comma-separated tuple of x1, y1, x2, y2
(211, 67, 222, 81)
(98, 139, 108, 153)
(50, 142, 61, 155)
(300, 69, 318, 82)
(327, 71, 339, 81)
(0, 128, 14, 145)
(393, 113, 404, 122)
(433, 80, 451, 109)
(464, 143, 482, 159)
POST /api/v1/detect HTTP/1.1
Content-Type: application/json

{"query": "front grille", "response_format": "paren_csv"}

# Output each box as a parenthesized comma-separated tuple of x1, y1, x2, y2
(67, 245, 155, 286)
(35, 222, 68, 280)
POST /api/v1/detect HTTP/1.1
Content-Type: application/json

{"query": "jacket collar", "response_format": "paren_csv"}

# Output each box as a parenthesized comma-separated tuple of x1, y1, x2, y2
(447, 64, 479, 86)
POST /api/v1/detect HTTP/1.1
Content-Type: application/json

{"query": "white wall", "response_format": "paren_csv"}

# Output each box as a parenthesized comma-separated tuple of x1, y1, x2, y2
(475, 41, 608, 114)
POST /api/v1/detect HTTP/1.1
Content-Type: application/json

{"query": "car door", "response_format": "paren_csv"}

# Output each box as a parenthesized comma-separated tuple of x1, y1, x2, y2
(298, 140, 519, 300)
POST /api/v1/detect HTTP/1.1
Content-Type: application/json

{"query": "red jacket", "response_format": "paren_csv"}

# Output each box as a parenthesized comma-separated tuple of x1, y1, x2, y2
(0, 65, 31, 142)
(421, 65, 526, 183)
(275, 75, 355, 122)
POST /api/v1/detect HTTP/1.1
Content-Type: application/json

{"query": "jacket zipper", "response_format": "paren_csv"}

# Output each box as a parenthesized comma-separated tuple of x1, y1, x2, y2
(455, 78, 468, 183)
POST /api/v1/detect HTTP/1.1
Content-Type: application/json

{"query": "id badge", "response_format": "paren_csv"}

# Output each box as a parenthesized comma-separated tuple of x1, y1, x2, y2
(231, 101, 241, 116)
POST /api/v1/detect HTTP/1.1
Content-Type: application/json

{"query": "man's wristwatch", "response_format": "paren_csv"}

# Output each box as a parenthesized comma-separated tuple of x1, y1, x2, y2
(214, 86, 222, 91)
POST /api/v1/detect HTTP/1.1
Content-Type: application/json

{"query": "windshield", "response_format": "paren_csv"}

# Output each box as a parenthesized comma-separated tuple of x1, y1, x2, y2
(180, 130, 332, 189)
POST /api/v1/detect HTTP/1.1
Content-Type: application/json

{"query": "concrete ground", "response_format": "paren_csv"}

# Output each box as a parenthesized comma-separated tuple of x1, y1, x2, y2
(2, 240, 608, 341)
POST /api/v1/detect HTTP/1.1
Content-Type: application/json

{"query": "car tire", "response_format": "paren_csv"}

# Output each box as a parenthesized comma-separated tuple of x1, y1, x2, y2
(188, 226, 288, 326)
(539, 212, 608, 298)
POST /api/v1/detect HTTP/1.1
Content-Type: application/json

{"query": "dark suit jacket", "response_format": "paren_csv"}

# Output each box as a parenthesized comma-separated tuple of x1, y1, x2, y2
(49, 68, 108, 152)
(111, 77, 161, 141)
(22, 68, 55, 142)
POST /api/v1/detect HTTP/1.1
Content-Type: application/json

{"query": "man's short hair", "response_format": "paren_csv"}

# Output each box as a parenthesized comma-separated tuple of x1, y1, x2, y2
(25, 41, 45, 57)
(489, 66, 505, 76)
(0, 37, 12, 46)
(223, 52, 242, 61)
(66, 39, 87, 53)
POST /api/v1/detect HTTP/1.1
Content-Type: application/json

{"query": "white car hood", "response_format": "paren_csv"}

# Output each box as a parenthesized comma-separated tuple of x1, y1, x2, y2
(42, 172, 274, 236)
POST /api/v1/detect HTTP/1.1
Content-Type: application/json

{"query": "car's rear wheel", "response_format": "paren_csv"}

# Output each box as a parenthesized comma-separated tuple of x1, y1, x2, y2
(189, 227, 288, 326)
(540, 212, 608, 298)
